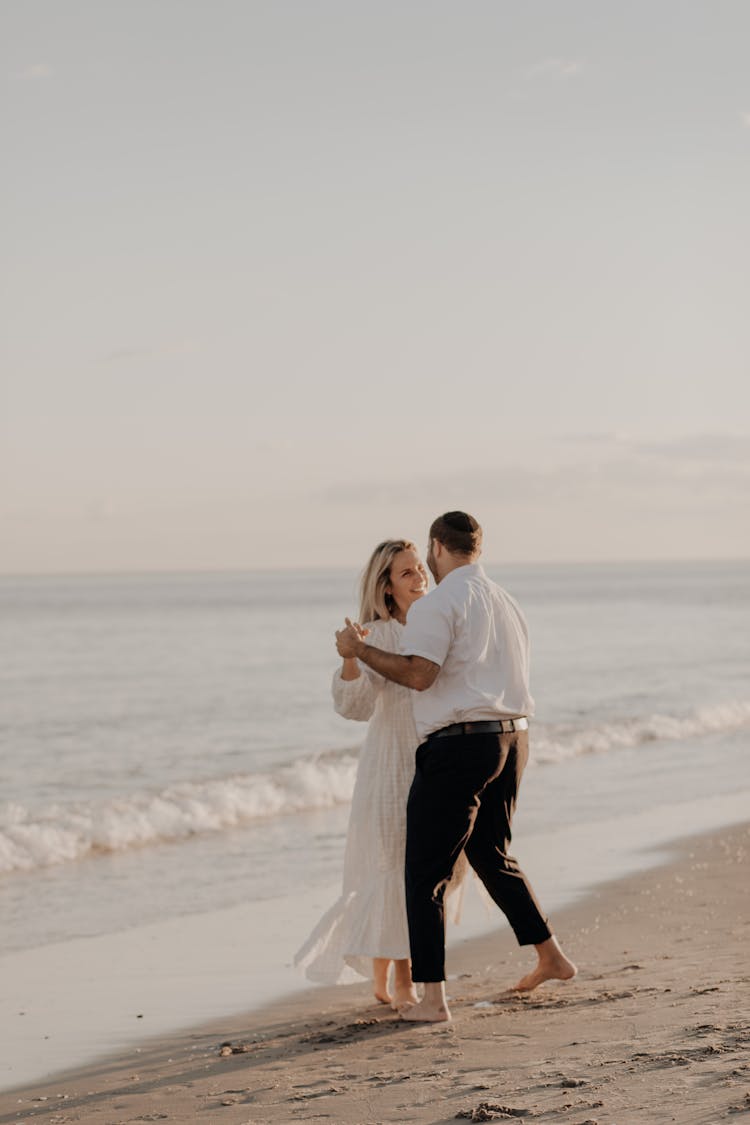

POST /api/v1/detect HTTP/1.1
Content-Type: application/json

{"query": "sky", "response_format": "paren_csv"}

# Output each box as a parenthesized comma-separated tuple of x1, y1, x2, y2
(2, 0, 749, 573)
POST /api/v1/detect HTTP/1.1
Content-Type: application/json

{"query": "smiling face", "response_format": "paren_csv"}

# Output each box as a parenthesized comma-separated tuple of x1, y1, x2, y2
(386, 547, 429, 620)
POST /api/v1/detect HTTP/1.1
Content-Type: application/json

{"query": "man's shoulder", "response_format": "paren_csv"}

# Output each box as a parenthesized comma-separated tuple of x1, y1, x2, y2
(464, 570, 523, 616)
(447, 563, 492, 599)
(404, 583, 453, 630)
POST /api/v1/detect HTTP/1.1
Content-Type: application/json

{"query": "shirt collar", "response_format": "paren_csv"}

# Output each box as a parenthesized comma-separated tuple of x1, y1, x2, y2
(439, 561, 484, 586)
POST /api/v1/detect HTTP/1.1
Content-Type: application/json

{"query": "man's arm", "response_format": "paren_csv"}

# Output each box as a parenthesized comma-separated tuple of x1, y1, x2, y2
(335, 619, 439, 692)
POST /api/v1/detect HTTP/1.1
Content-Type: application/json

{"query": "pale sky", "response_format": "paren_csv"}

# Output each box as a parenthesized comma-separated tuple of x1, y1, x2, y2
(2, 1, 749, 573)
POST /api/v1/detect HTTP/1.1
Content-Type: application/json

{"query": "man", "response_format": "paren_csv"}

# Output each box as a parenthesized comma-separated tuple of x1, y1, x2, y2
(336, 511, 576, 1022)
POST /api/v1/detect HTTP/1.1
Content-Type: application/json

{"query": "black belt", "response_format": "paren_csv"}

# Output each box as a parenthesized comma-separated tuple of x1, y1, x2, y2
(432, 717, 528, 738)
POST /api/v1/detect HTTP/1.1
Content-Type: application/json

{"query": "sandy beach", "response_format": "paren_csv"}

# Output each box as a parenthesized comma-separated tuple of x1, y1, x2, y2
(1, 821, 748, 1125)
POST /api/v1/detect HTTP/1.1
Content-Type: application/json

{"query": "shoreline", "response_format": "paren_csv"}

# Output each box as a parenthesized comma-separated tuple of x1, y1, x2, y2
(3, 788, 749, 1096)
(2, 820, 748, 1124)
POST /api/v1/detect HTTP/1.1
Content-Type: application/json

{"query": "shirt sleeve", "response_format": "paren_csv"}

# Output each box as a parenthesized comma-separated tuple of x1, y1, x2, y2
(400, 592, 453, 667)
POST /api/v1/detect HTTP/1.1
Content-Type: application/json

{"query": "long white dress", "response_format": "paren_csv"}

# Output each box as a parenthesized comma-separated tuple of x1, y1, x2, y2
(294, 617, 433, 983)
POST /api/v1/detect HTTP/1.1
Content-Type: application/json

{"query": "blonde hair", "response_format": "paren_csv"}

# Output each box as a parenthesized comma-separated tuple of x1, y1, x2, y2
(358, 539, 417, 623)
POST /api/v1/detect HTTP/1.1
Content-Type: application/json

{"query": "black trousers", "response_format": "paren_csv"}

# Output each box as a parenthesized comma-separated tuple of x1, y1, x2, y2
(405, 728, 552, 983)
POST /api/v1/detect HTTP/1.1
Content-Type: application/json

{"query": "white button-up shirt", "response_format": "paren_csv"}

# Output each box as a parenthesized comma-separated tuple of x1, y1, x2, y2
(401, 563, 535, 742)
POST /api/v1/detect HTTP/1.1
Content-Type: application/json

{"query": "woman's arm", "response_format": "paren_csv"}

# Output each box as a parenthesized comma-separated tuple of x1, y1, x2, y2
(339, 657, 361, 682)
(332, 623, 383, 720)
(332, 658, 380, 720)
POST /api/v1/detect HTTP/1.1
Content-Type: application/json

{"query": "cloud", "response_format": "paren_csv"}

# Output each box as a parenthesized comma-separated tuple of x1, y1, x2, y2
(741, 111, 750, 129)
(526, 58, 582, 81)
(11, 63, 52, 82)
(318, 431, 750, 513)
(631, 433, 750, 463)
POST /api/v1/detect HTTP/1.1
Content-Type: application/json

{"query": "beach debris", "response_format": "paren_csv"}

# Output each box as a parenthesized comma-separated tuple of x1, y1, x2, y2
(473, 1001, 495, 1009)
(456, 1104, 526, 1121)
(560, 1078, 586, 1088)
(218, 1040, 254, 1056)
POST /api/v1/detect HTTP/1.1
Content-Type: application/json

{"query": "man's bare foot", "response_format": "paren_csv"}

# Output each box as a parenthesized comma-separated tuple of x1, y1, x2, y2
(400, 981, 451, 1022)
(399, 998, 451, 1022)
(513, 936, 578, 992)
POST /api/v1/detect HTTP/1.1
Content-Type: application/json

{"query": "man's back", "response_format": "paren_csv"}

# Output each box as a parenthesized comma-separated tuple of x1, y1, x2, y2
(402, 562, 535, 741)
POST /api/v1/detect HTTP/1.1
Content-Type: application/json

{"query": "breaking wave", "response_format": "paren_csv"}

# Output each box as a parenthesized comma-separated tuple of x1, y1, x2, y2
(532, 699, 750, 765)
(0, 754, 358, 875)
(2, 700, 748, 876)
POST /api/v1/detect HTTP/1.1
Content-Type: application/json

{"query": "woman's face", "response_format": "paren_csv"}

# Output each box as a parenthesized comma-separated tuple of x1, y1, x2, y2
(386, 547, 428, 616)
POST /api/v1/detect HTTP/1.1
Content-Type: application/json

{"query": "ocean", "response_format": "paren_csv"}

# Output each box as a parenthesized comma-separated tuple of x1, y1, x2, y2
(1, 561, 749, 1088)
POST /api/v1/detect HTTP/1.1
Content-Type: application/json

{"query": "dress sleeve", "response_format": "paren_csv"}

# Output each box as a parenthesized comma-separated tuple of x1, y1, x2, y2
(331, 665, 381, 721)
(330, 620, 386, 722)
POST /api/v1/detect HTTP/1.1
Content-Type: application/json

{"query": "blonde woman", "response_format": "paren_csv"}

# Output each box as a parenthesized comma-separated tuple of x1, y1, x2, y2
(295, 539, 443, 1008)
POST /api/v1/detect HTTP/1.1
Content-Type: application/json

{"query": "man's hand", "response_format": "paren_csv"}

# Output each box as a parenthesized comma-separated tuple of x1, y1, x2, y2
(336, 620, 439, 690)
(335, 617, 369, 659)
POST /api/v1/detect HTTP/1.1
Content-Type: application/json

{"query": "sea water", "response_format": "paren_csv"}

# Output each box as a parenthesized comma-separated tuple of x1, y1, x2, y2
(1, 561, 748, 1088)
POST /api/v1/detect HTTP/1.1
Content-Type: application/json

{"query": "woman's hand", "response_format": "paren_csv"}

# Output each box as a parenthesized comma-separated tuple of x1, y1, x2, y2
(335, 618, 369, 659)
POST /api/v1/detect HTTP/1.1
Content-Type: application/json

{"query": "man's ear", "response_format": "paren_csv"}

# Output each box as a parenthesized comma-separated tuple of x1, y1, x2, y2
(432, 539, 443, 558)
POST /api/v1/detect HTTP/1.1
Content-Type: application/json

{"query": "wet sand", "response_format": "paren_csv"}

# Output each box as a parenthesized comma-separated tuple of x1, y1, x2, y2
(1, 821, 748, 1125)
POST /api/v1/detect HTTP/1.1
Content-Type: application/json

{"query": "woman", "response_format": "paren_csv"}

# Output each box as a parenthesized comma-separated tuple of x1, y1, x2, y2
(294, 539, 438, 1008)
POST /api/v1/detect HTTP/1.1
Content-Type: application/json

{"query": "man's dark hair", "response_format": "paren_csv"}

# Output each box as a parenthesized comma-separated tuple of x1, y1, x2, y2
(429, 511, 482, 557)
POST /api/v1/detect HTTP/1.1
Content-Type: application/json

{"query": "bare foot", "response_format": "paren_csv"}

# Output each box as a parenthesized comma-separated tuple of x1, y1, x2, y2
(391, 959, 417, 1011)
(513, 937, 578, 992)
(400, 998, 451, 1023)
(373, 957, 393, 1005)
(391, 987, 419, 1011)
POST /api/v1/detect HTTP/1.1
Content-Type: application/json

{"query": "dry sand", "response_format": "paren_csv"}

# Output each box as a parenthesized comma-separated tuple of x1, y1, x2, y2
(2, 822, 748, 1125)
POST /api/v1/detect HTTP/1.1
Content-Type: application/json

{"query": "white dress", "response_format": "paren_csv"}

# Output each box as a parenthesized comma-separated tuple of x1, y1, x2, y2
(295, 617, 457, 984)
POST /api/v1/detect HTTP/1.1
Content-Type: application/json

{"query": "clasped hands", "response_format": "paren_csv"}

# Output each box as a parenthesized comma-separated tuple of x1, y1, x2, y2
(335, 618, 370, 659)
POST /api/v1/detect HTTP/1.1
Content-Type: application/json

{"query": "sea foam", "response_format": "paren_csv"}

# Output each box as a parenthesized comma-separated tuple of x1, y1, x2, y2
(532, 699, 750, 765)
(2, 699, 748, 875)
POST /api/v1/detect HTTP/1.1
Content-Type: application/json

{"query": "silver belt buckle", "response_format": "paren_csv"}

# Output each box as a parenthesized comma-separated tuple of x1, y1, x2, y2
(500, 717, 527, 733)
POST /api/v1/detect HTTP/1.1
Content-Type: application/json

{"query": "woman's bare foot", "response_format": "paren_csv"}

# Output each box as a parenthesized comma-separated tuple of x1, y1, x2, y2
(513, 935, 578, 992)
(400, 981, 451, 1023)
(373, 957, 393, 1005)
(392, 990, 419, 1010)
(391, 958, 419, 1009)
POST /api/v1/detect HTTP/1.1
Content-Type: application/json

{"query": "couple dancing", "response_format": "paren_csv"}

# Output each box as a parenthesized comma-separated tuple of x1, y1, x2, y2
(295, 511, 576, 1022)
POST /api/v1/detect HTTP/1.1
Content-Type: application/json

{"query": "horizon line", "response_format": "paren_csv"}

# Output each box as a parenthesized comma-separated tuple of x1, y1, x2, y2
(0, 555, 748, 582)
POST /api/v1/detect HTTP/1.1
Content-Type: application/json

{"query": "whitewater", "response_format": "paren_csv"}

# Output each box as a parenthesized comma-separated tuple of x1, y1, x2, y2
(3, 698, 749, 876)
